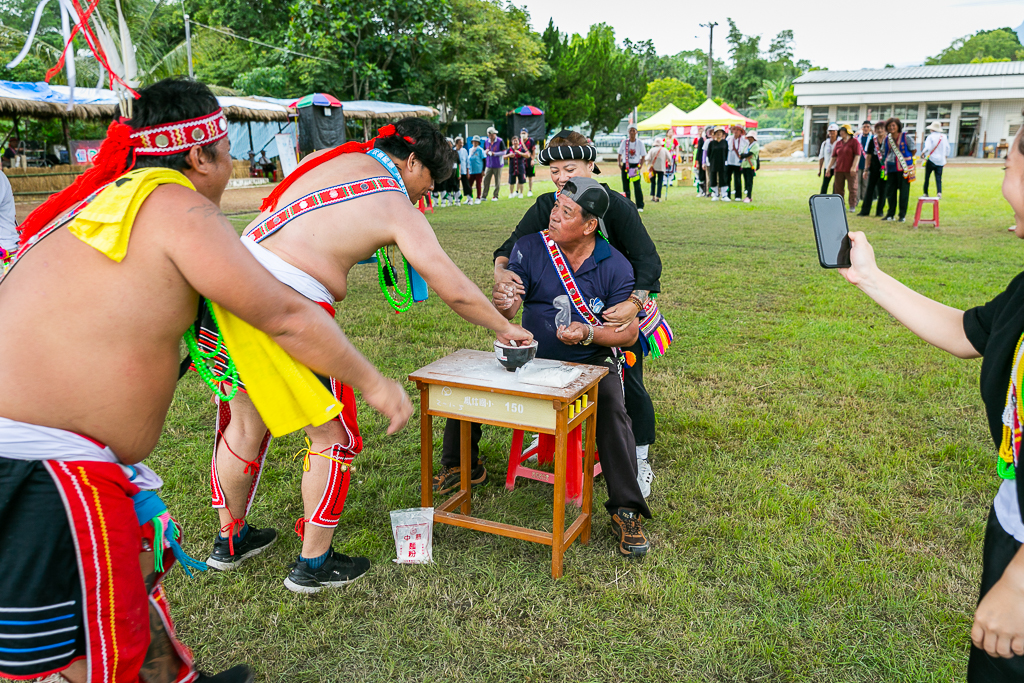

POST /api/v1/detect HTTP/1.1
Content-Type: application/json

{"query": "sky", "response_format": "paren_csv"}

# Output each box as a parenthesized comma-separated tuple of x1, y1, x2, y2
(518, 0, 1024, 72)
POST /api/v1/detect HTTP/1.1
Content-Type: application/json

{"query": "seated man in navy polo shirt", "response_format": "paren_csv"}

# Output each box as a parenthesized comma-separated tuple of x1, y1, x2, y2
(435, 177, 653, 556)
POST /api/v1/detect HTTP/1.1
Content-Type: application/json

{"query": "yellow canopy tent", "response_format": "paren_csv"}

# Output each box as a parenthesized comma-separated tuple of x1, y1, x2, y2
(636, 104, 688, 131)
(670, 99, 747, 127)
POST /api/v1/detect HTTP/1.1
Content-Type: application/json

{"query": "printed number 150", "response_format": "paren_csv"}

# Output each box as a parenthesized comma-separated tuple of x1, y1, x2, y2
(505, 402, 524, 414)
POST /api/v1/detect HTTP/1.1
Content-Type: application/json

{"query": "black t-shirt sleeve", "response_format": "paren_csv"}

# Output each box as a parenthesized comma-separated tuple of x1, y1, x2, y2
(493, 193, 554, 262)
(964, 276, 1024, 355)
(603, 191, 663, 293)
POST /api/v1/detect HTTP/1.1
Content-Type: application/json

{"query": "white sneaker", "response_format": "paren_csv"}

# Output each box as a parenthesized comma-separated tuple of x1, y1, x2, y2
(744, 197, 751, 203)
(527, 191, 533, 197)
(638, 208, 644, 213)
(722, 196, 731, 202)
(711, 195, 719, 201)
(491, 197, 498, 202)
(937, 193, 942, 199)
(474, 198, 481, 205)
(636, 457, 653, 498)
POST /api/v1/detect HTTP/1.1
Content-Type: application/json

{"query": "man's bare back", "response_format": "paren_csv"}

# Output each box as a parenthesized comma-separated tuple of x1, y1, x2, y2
(0, 181, 410, 463)
(247, 145, 533, 340)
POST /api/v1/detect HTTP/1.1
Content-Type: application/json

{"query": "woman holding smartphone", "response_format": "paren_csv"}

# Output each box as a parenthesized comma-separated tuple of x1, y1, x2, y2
(839, 119, 1024, 680)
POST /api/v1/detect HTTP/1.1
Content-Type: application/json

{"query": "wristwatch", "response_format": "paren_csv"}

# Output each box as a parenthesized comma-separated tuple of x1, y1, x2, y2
(581, 324, 594, 346)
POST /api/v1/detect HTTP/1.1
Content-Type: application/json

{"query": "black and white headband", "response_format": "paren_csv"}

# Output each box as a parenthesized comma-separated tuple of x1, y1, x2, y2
(538, 145, 597, 164)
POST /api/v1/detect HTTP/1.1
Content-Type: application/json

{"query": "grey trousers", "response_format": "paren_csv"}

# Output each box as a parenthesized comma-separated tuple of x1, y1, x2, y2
(482, 166, 502, 198)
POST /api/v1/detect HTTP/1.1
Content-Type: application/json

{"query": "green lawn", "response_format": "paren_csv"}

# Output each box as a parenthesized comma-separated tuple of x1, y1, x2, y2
(154, 165, 1018, 682)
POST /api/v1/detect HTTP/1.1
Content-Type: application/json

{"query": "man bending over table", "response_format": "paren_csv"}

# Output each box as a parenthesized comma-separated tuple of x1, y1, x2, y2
(441, 177, 653, 556)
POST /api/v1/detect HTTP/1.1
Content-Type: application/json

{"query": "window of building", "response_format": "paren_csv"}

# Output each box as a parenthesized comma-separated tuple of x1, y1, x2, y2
(836, 106, 860, 122)
(892, 104, 915, 122)
(811, 107, 829, 121)
(961, 102, 981, 117)
(925, 103, 952, 135)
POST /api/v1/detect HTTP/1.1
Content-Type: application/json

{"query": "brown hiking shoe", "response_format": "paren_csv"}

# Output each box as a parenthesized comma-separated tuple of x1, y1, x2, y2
(610, 508, 650, 557)
(432, 464, 487, 495)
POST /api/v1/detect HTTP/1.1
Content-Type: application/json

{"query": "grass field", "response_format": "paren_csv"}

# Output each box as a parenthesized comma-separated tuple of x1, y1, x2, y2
(153, 165, 1019, 682)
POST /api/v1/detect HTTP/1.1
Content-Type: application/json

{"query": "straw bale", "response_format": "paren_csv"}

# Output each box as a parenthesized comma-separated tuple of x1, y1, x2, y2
(4, 166, 84, 194)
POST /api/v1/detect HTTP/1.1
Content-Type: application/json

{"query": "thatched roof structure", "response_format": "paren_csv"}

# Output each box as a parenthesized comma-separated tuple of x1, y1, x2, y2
(0, 82, 291, 122)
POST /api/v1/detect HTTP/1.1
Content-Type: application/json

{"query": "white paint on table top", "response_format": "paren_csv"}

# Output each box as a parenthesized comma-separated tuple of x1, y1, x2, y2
(409, 349, 607, 401)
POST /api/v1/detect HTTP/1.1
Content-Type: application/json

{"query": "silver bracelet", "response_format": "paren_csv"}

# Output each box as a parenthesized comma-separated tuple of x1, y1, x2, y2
(581, 324, 594, 346)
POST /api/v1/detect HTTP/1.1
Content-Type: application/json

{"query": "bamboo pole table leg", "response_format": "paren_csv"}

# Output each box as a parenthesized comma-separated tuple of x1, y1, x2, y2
(581, 386, 598, 545)
(459, 419, 472, 515)
(551, 407, 568, 579)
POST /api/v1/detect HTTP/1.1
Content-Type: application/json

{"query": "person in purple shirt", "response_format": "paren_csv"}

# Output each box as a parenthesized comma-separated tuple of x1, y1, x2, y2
(434, 177, 654, 557)
(482, 126, 506, 201)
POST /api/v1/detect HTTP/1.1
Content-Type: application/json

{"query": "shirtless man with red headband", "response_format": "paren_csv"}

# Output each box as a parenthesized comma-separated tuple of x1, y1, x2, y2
(195, 115, 532, 593)
(0, 78, 414, 683)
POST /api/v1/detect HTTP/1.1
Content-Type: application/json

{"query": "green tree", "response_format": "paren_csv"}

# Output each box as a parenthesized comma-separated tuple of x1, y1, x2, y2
(540, 23, 646, 134)
(638, 77, 702, 114)
(411, 0, 544, 125)
(925, 28, 1023, 64)
(720, 18, 770, 106)
(750, 76, 795, 109)
(287, 0, 449, 100)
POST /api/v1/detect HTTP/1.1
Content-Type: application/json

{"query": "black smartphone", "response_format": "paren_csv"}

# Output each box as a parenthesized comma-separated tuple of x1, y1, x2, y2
(809, 194, 852, 268)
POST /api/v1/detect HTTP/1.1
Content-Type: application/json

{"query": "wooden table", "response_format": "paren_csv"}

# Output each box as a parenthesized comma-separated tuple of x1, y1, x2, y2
(410, 349, 608, 578)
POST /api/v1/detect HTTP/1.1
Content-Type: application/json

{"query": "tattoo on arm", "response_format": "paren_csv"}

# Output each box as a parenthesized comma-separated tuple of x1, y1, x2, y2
(631, 290, 649, 302)
(185, 203, 225, 220)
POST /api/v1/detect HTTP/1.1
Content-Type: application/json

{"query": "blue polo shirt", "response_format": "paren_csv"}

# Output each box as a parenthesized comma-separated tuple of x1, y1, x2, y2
(507, 232, 634, 364)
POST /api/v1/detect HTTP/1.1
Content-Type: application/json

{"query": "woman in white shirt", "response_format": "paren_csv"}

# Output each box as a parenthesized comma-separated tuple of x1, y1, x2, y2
(922, 121, 951, 199)
(647, 139, 671, 203)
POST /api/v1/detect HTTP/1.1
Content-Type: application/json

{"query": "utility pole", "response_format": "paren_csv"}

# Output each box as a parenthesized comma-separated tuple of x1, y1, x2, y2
(184, 13, 194, 78)
(699, 22, 717, 99)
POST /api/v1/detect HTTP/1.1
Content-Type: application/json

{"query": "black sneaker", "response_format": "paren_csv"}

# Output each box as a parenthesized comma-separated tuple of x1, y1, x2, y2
(610, 508, 650, 558)
(283, 548, 370, 594)
(197, 665, 254, 683)
(206, 525, 278, 571)
(431, 463, 486, 495)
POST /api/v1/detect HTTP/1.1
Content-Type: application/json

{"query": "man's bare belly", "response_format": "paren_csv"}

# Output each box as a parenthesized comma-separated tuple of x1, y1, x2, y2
(0, 228, 198, 464)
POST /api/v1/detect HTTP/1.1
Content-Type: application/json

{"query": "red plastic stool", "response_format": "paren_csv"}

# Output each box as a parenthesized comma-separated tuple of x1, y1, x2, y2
(913, 197, 939, 228)
(417, 195, 434, 214)
(506, 428, 601, 507)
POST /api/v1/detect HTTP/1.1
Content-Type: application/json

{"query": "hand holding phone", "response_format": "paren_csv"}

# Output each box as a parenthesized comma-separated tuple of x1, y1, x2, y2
(809, 194, 851, 268)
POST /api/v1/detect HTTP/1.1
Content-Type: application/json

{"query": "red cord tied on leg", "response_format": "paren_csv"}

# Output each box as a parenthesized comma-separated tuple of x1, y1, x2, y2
(294, 517, 306, 540)
(219, 517, 246, 556)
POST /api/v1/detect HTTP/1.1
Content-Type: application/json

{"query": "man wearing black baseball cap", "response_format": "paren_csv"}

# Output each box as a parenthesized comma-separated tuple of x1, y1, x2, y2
(437, 176, 654, 556)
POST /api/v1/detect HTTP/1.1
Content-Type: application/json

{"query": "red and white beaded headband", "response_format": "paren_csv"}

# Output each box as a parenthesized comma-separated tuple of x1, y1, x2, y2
(130, 109, 229, 156)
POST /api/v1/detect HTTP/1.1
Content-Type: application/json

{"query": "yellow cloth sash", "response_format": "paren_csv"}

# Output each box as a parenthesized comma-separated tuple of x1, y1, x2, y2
(209, 300, 341, 435)
(69, 167, 342, 436)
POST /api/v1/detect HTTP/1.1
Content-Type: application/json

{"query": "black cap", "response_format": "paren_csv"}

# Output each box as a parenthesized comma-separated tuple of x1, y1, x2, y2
(559, 178, 609, 220)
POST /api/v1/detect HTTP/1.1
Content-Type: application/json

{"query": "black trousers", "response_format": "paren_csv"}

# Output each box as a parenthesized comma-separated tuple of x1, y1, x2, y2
(885, 172, 911, 219)
(649, 171, 664, 198)
(697, 167, 706, 193)
(620, 165, 645, 209)
(820, 171, 833, 194)
(460, 174, 473, 196)
(923, 160, 944, 196)
(858, 169, 885, 216)
(742, 168, 755, 198)
(708, 163, 727, 189)
(441, 364, 651, 518)
(967, 507, 1024, 682)
(727, 165, 743, 197)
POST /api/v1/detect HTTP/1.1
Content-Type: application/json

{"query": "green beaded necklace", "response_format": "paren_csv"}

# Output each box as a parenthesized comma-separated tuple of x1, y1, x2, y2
(376, 246, 412, 312)
(184, 301, 239, 401)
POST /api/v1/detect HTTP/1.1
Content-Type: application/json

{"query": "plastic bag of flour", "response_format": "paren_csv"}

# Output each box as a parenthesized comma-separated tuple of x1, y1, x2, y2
(554, 295, 572, 329)
(390, 507, 434, 564)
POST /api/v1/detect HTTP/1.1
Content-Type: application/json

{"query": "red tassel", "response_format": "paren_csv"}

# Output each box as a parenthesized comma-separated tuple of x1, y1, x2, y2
(18, 121, 138, 248)
(376, 124, 396, 138)
(294, 517, 306, 540)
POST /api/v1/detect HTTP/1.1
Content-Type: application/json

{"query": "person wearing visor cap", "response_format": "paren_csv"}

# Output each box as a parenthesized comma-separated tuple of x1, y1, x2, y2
(478, 130, 664, 500)
(818, 122, 840, 194)
(440, 177, 655, 557)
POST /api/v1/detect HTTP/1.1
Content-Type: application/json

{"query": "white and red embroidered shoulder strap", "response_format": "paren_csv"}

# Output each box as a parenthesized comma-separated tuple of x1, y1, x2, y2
(541, 229, 603, 326)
